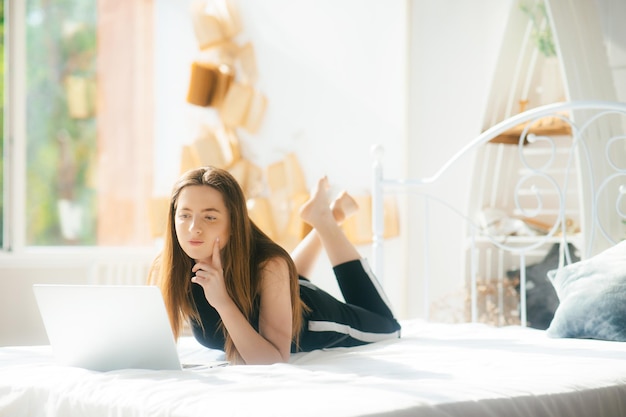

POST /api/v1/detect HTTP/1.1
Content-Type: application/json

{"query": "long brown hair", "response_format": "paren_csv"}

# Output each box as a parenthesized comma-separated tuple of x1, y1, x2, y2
(149, 167, 305, 363)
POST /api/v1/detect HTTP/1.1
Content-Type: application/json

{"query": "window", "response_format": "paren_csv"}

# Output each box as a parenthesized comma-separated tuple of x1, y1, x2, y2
(4, 0, 154, 250)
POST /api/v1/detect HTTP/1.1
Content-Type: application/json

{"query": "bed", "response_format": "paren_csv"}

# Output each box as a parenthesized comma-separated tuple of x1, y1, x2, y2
(2, 320, 626, 417)
(2, 100, 626, 417)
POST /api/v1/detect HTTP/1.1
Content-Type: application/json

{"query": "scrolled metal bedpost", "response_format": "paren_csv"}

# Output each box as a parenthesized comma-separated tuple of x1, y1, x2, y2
(371, 144, 385, 283)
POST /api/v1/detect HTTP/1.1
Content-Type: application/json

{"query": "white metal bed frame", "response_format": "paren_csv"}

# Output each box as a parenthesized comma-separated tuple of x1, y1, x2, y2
(372, 100, 626, 326)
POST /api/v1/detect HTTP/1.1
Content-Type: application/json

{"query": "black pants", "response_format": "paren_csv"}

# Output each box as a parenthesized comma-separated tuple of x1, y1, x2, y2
(294, 258, 401, 352)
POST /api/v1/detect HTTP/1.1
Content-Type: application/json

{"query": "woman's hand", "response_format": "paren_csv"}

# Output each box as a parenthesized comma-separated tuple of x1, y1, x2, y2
(191, 238, 231, 310)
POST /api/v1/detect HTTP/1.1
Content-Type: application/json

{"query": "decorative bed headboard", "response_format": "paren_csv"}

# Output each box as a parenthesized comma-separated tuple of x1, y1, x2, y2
(372, 100, 626, 326)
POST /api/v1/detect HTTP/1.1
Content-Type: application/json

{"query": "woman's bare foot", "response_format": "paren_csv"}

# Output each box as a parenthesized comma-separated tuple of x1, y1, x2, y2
(298, 177, 362, 267)
(299, 177, 334, 227)
(331, 191, 359, 224)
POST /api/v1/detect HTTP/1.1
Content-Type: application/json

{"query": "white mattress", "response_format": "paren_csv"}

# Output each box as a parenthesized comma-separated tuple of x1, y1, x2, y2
(1, 319, 625, 417)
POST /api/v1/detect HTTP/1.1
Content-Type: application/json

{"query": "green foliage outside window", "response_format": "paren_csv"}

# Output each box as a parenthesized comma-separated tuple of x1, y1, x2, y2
(519, 0, 556, 58)
(25, 0, 97, 245)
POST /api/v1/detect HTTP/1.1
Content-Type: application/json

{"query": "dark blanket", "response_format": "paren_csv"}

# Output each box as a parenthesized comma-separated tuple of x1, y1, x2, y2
(507, 243, 580, 330)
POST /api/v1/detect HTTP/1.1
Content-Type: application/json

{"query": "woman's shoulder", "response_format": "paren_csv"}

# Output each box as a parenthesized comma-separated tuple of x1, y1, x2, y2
(259, 255, 290, 273)
(258, 253, 296, 283)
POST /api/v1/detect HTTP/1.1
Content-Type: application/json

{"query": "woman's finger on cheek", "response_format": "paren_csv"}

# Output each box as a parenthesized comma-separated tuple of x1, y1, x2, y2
(211, 238, 222, 269)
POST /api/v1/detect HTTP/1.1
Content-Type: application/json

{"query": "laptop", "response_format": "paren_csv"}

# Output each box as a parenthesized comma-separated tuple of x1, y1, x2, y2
(33, 284, 200, 372)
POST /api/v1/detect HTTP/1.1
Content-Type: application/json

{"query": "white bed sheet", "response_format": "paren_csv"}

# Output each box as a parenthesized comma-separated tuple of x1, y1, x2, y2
(1, 319, 625, 417)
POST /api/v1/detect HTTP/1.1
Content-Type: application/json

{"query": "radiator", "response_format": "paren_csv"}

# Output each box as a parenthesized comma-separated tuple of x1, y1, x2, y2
(88, 259, 153, 286)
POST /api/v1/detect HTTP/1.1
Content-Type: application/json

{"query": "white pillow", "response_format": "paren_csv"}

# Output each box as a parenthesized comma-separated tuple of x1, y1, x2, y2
(546, 240, 626, 342)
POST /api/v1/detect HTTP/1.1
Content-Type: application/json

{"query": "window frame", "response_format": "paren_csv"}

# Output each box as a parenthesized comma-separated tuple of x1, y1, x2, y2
(4, 0, 26, 254)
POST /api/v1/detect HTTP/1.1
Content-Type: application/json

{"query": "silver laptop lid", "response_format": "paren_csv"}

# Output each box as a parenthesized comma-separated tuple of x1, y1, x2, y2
(33, 284, 182, 372)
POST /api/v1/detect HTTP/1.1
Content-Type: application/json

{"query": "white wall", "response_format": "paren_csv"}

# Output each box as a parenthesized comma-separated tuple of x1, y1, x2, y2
(405, 0, 510, 318)
(595, 0, 626, 101)
(154, 0, 408, 195)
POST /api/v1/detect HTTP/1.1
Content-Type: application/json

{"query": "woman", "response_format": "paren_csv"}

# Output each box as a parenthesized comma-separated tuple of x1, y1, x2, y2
(150, 167, 400, 365)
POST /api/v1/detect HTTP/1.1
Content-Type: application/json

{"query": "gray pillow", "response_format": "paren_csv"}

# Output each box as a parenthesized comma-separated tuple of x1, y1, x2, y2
(546, 240, 626, 342)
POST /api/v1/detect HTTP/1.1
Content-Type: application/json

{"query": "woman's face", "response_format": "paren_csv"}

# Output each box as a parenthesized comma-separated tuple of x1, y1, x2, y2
(174, 185, 231, 262)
